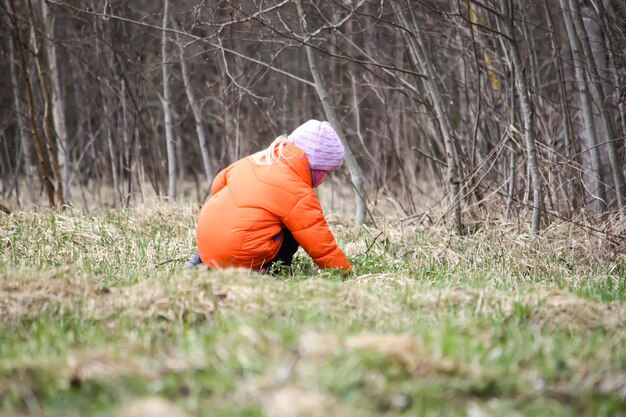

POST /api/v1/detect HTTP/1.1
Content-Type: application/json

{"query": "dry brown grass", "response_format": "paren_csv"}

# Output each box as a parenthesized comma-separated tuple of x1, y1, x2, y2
(0, 269, 274, 324)
(2, 268, 623, 334)
(349, 273, 624, 331)
(414, 287, 624, 331)
(0, 267, 101, 322)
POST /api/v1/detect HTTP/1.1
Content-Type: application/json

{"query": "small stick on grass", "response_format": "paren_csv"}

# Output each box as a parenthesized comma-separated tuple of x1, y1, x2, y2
(153, 257, 187, 270)
(362, 231, 383, 256)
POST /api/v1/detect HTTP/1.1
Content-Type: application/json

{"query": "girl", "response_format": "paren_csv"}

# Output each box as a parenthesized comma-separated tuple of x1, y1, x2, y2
(187, 119, 352, 274)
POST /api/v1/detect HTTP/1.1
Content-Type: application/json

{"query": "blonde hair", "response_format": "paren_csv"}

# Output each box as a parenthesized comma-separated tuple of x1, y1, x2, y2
(251, 135, 294, 166)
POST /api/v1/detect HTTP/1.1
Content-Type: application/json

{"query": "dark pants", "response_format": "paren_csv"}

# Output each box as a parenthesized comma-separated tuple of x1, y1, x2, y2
(267, 228, 299, 269)
(186, 228, 299, 272)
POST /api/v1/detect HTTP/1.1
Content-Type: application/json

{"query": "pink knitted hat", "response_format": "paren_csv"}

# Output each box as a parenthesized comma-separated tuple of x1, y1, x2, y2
(289, 120, 345, 171)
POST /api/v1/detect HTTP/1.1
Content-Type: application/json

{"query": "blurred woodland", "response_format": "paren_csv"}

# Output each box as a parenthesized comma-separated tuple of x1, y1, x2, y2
(1, 0, 625, 234)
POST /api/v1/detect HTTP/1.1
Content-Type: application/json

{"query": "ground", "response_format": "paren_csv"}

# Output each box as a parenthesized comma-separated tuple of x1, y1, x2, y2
(0, 205, 625, 417)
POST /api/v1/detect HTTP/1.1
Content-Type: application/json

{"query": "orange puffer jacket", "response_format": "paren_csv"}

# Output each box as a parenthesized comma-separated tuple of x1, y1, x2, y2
(196, 143, 352, 271)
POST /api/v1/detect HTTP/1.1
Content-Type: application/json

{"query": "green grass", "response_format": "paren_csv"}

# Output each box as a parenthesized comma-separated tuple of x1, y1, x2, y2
(1, 205, 625, 417)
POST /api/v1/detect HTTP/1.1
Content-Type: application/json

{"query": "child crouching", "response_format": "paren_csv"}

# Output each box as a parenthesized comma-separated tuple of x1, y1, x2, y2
(188, 119, 352, 274)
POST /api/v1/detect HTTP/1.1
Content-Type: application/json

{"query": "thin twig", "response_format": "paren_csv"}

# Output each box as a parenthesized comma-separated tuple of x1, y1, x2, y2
(154, 257, 187, 270)
(361, 231, 383, 256)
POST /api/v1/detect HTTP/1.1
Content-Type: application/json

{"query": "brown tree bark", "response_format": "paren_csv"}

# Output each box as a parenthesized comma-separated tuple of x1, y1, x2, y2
(8, 35, 36, 205)
(26, 0, 64, 206)
(41, 0, 70, 202)
(7, 0, 55, 207)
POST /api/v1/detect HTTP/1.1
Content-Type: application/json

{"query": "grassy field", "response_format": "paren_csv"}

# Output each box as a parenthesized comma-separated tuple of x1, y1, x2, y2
(1, 205, 625, 417)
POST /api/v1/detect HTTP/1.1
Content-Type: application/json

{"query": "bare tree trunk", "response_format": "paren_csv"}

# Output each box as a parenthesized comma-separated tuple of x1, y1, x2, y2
(8, 35, 36, 205)
(505, 69, 518, 220)
(590, 0, 626, 146)
(8, 0, 55, 206)
(120, 78, 139, 206)
(41, 0, 70, 203)
(121, 78, 131, 206)
(350, 71, 375, 166)
(517, 3, 555, 211)
(393, 0, 463, 232)
(295, 0, 366, 225)
(162, 0, 176, 200)
(178, 34, 214, 187)
(104, 99, 122, 204)
(569, 0, 626, 217)
(97, 20, 123, 205)
(501, 0, 542, 235)
(543, 0, 578, 210)
(620, 93, 626, 147)
(2, 129, 17, 200)
(559, 0, 607, 214)
(27, 0, 64, 206)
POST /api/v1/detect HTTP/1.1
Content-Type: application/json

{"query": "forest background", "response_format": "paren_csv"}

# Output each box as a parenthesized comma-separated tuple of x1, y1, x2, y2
(1, 0, 626, 235)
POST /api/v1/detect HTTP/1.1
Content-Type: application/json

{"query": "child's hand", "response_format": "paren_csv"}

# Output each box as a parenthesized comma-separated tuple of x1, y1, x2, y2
(341, 266, 354, 278)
